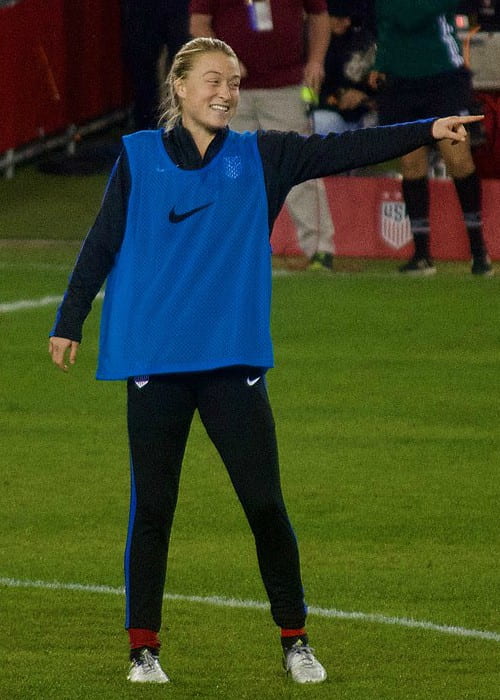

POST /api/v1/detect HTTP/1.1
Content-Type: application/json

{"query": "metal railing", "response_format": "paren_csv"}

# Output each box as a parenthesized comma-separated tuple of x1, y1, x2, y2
(0, 107, 131, 178)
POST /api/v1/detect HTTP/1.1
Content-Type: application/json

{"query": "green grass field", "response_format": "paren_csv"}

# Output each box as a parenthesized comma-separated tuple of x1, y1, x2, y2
(1, 167, 499, 699)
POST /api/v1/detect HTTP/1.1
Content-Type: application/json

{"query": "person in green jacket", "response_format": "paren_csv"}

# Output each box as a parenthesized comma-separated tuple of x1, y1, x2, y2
(369, 0, 493, 276)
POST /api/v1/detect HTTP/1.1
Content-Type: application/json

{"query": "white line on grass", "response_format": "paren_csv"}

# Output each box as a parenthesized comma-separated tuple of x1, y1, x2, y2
(0, 292, 104, 314)
(1, 576, 499, 643)
(0, 295, 65, 313)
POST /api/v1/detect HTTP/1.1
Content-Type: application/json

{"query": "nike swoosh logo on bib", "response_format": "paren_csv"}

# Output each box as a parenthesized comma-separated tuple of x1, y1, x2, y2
(168, 202, 214, 223)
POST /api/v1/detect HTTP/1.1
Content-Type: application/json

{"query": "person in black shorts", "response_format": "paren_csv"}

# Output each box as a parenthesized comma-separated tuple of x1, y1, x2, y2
(369, 1, 493, 276)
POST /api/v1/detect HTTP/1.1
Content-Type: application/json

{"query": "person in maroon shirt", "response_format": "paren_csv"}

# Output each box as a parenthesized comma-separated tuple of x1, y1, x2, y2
(190, 0, 337, 270)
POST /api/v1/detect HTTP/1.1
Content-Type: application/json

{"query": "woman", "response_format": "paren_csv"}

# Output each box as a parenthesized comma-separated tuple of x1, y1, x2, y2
(49, 37, 482, 685)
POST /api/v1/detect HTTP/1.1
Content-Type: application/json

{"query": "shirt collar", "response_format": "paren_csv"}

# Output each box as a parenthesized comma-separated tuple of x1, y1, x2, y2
(164, 123, 229, 169)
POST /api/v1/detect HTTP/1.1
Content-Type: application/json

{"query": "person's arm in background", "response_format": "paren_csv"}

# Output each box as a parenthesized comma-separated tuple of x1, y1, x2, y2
(304, 10, 330, 93)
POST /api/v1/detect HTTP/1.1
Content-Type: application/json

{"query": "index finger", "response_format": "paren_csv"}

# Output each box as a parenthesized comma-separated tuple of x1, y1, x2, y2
(457, 114, 484, 123)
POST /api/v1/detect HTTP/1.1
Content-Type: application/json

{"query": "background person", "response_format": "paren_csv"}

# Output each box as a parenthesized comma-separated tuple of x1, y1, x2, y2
(312, 0, 377, 137)
(122, 0, 190, 129)
(48, 36, 483, 686)
(368, 0, 493, 276)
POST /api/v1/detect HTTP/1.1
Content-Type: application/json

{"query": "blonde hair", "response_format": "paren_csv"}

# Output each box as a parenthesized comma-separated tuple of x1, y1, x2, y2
(158, 37, 238, 131)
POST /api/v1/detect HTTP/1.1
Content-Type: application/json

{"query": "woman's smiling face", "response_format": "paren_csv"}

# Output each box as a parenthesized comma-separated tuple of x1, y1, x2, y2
(175, 50, 241, 135)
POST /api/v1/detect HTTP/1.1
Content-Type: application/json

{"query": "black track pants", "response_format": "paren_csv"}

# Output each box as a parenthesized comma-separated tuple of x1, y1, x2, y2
(124, 368, 306, 632)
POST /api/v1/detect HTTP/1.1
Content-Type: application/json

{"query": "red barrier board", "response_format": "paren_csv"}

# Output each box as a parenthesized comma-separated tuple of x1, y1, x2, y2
(0, 0, 128, 153)
(271, 177, 500, 261)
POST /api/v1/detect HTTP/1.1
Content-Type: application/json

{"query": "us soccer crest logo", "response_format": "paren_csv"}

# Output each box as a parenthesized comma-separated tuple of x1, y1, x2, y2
(224, 156, 242, 179)
(380, 191, 412, 250)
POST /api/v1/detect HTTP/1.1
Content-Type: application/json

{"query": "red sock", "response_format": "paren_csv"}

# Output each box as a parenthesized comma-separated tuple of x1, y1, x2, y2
(281, 627, 306, 638)
(128, 628, 161, 651)
(280, 627, 308, 650)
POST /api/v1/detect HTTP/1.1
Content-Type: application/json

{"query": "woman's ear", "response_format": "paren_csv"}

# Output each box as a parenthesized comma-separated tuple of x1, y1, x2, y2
(174, 78, 186, 100)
